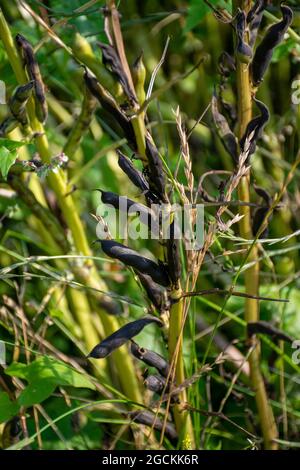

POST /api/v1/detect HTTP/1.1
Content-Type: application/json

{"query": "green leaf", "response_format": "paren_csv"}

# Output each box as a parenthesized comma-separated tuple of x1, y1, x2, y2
(5, 356, 95, 409)
(0, 138, 24, 152)
(184, 0, 220, 32)
(0, 147, 17, 180)
(0, 392, 20, 423)
(18, 381, 56, 407)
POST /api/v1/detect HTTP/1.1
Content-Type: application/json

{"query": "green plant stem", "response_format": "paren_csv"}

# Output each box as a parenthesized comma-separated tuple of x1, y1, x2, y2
(0, 8, 141, 404)
(168, 290, 195, 448)
(234, 0, 278, 450)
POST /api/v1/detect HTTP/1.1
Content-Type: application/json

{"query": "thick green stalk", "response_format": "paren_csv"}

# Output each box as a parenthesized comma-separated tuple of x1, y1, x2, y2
(0, 9, 141, 404)
(234, 0, 278, 450)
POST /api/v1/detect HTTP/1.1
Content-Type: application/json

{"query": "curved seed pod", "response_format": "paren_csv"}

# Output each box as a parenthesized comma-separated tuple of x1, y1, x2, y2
(15, 34, 48, 123)
(166, 219, 181, 285)
(0, 117, 18, 137)
(84, 70, 136, 146)
(117, 150, 149, 192)
(252, 206, 270, 238)
(247, 321, 292, 343)
(253, 184, 272, 206)
(212, 93, 238, 163)
(98, 42, 136, 104)
(87, 316, 162, 358)
(247, 0, 267, 47)
(130, 341, 170, 377)
(99, 189, 157, 232)
(144, 374, 166, 393)
(251, 5, 294, 86)
(128, 410, 177, 441)
(98, 239, 170, 287)
(218, 51, 236, 78)
(136, 272, 165, 312)
(132, 51, 146, 105)
(145, 137, 167, 202)
(240, 98, 270, 158)
(9, 81, 34, 125)
(235, 9, 253, 64)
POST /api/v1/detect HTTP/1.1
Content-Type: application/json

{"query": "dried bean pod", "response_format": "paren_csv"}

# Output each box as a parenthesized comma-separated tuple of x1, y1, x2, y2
(15, 34, 48, 123)
(98, 239, 170, 287)
(117, 150, 149, 192)
(0, 117, 18, 137)
(240, 98, 270, 158)
(136, 272, 165, 311)
(251, 5, 293, 86)
(9, 81, 34, 125)
(247, 321, 292, 343)
(212, 93, 238, 163)
(144, 374, 166, 393)
(88, 316, 162, 358)
(247, 0, 267, 47)
(145, 138, 167, 202)
(84, 70, 136, 146)
(253, 184, 272, 206)
(252, 206, 270, 238)
(98, 42, 136, 104)
(235, 9, 253, 64)
(128, 410, 177, 441)
(130, 341, 170, 377)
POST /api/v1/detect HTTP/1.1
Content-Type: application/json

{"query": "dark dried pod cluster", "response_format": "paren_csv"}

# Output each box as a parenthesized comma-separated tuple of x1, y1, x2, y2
(98, 239, 170, 287)
(15, 34, 48, 123)
(251, 4, 293, 86)
(235, 9, 253, 64)
(247, 0, 267, 47)
(88, 316, 162, 358)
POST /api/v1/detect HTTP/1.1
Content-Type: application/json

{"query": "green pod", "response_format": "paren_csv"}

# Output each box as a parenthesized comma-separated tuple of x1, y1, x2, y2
(251, 5, 294, 86)
(132, 52, 146, 105)
(9, 81, 34, 125)
(87, 316, 163, 358)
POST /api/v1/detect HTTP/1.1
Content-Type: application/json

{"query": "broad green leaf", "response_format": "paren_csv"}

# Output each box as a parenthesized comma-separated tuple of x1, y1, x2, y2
(184, 0, 222, 32)
(4, 361, 27, 379)
(0, 147, 17, 180)
(18, 381, 56, 407)
(0, 392, 19, 423)
(0, 138, 24, 152)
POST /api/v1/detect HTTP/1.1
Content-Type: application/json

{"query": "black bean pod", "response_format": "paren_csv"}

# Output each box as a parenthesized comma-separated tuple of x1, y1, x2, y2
(252, 206, 270, 238)
(145, 138, 167, 202)
(130, 341, 170, 377)
(9, 81, 34, 125)
(247, 0, 267, 48)
(84, 70, 136, 146)
(117, 150, 149, 192)
(98, 239, 170, 287)
(128, 410, 177, 441)
(212, 93, 238, 163)
(15, 34, 48, 123)
(247, 321, 292, 343)
(136, 272, 165, 312)
(240, 98, 270, 159)
(235, 9, 253, 64)
(98, 42, 136, 104)
(88, 316, 163, 358)
(251, 5, 293, 86)
(144, 374, 166, 393)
